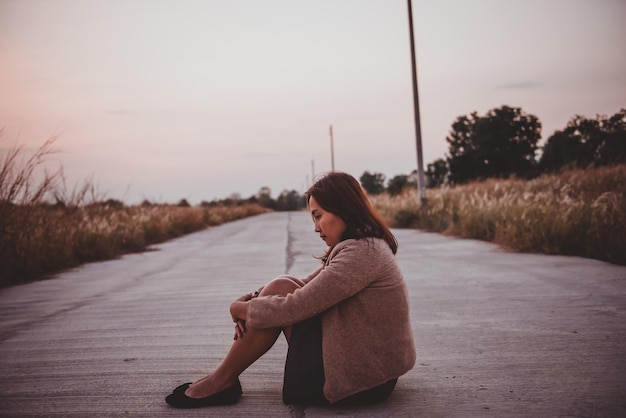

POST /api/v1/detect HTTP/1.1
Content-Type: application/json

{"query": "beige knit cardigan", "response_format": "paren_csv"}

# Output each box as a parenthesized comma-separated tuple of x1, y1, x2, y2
(246, 237, 416, 403)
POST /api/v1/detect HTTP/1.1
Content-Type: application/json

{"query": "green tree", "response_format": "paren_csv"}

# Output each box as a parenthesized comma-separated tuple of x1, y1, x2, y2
(445, 113, 476, 184)
(359, 171, 386, 195)
(426, 158, 448, 187)
(276, 189, 304, 211)
(597, 109, 626, 165)
(446, 106, 541, 184)
(540, 108, 626, 171)
(539, 130, 587, 171)
(387, 174, 409, 196)
(256, 187, 276, 209)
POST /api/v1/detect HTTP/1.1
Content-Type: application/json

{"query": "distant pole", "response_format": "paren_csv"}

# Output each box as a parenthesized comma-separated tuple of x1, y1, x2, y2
(311, 159, 315, 182)
(329, 125, 335, 171)
(407, 0, 427, 206)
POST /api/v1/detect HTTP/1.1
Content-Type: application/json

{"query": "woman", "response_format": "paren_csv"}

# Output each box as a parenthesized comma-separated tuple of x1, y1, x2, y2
(166, 171, 416, 408)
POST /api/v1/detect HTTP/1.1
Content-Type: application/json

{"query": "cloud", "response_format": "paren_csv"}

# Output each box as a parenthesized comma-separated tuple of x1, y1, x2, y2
(496, 81, 543, 90)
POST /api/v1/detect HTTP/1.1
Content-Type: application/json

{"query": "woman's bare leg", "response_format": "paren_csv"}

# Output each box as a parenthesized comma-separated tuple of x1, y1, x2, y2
(184, 276, 304, 398)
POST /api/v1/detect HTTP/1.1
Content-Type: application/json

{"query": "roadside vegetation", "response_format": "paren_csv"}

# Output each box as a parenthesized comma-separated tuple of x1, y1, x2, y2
(371, 164, 626, 265)
(0, 138, 269, 287)
(363, 107, 625, 266)
(2, 106, 624, 286)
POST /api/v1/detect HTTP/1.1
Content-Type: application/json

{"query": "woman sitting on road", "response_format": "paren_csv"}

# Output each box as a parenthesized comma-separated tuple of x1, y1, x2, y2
(165, 171, 416, 408)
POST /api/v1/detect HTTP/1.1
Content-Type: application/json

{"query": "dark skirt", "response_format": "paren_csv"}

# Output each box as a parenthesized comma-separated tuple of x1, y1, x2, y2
(282, 316, 397, 406)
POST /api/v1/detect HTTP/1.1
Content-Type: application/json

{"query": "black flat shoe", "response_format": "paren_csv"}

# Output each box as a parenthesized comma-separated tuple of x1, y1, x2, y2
(173, 382, 191, 393)
(165, 378, 242, 408)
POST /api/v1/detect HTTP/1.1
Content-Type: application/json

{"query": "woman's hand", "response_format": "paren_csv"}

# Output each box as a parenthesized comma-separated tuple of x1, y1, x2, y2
(236, 287, 263, 302)
(230, 300, 249, 340)
(235, 293, 254, 302)
(233, 319, 247, 340)
(230, 288, 263, 340)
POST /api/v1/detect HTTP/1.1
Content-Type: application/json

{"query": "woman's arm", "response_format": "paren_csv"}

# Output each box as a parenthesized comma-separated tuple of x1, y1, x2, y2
(247, 239, 394, 328)
(302, 265, 324, 284)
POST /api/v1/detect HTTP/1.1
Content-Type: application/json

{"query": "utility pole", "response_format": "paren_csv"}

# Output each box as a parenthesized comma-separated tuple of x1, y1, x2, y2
(407, 0, 427, 206)
(311, 159, 315, 183)
(329, 125, 335, 171)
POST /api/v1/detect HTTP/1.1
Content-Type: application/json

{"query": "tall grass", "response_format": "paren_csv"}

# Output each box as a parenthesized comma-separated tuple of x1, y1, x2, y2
(372, 164, 626, 265)
(0, 137, 269, 287)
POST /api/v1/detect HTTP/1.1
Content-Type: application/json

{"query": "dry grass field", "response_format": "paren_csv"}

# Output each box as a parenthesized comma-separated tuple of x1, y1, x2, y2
(0, 200, 269, 287)
(0, 138, 269, 286)
(2, 137, 624, 287)
(372, 164, 626, 266)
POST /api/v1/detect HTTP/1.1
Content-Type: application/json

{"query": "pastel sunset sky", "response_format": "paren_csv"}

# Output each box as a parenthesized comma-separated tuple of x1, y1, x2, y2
(1, 0, 625, 204)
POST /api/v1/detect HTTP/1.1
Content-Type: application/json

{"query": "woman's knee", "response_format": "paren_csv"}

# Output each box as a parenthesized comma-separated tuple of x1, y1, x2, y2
(260, 276, 302, 297)
(277, 275, 306, 287)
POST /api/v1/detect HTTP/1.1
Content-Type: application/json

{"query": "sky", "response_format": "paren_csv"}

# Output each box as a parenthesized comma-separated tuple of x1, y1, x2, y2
(1, 0, 625, 204)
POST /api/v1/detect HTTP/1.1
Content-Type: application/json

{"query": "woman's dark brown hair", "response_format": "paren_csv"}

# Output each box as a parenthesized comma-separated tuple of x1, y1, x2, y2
(305, 171, 398, 254)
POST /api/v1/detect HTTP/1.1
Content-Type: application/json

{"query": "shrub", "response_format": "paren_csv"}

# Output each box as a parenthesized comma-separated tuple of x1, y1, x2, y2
(371, 164, 626, 265)
(0, 137, 271, 287)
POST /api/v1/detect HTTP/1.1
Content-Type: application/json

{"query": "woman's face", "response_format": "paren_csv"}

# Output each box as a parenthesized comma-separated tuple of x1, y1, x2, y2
(309, 196, 347, 247)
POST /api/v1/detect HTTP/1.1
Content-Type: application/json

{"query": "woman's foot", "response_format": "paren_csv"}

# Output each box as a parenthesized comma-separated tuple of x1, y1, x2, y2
(186, 374, 235, 398)
(165, 378, 242, 408)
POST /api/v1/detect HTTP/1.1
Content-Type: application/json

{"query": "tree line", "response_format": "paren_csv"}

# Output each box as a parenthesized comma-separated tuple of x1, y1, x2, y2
(206, 105, 625, 207)
(362, 106, 625, 195)
(200, 187, 305, 212)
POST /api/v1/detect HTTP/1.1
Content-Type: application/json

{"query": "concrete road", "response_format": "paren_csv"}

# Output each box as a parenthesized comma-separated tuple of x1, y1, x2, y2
(0, 212, 625, 417)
